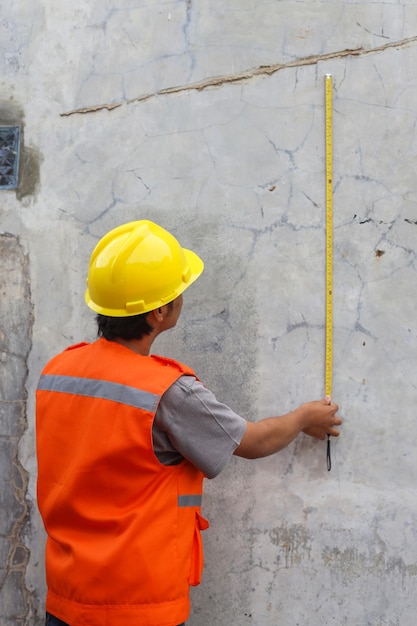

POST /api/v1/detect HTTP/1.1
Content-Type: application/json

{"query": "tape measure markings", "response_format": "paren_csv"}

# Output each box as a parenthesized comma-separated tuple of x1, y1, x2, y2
(325, 74, 333, 400)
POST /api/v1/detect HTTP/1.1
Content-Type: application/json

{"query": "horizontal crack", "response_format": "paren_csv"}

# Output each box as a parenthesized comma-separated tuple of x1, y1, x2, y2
(60, 35, 417, 117)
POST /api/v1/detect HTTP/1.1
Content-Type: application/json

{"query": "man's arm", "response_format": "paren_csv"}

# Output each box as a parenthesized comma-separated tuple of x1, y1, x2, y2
(234, 398, 341, 459)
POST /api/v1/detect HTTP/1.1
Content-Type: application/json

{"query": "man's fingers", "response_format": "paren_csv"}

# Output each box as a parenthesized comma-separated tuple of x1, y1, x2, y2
(328, 428, 340, 437)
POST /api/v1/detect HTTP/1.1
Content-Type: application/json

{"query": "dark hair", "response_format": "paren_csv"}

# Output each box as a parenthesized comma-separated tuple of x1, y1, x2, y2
(96, 313, 154, 341)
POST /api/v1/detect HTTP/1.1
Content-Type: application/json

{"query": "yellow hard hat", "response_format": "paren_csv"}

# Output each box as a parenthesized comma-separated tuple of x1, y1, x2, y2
(85, 220, 204, 317)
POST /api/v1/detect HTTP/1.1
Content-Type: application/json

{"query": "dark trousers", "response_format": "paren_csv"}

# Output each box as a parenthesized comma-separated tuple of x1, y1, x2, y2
(46, 616, 68, 626)
(46, 612, 185, 625)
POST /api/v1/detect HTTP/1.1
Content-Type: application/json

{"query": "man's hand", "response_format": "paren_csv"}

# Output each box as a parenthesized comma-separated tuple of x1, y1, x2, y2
(301, 398, 341, 440)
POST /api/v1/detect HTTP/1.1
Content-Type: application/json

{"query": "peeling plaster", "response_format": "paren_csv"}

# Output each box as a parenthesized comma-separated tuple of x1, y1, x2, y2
(0, 234, 33, 624)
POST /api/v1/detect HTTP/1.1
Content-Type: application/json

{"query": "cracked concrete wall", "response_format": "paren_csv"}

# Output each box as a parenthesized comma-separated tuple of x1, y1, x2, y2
(1, 0, 417, 624)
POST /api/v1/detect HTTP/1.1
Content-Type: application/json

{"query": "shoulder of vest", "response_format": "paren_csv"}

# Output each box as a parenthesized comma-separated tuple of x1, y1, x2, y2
(64, 342, 90, 352)
(150, 354, 196, 377)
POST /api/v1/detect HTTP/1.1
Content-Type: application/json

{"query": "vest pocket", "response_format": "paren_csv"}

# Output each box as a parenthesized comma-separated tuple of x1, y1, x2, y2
(189, 511, 209, 586)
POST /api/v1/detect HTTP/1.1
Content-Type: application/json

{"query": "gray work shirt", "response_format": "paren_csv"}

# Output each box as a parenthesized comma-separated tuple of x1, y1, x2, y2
(153, 375, 247, 479)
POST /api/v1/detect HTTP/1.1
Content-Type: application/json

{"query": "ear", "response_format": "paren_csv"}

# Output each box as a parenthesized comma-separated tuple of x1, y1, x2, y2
(148, 307, 164, 324)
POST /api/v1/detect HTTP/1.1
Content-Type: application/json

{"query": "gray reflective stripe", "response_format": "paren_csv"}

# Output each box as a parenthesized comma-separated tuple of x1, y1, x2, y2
(178, 495, 202, 507)
(37, 374, 160, 412)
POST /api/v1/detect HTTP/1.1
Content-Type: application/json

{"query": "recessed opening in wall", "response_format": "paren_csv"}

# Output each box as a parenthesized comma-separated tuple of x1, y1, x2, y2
(0, 126, 21, 189)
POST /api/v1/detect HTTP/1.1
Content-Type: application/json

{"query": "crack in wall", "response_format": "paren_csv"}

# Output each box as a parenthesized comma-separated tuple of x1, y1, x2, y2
(60, 35, 417, 117)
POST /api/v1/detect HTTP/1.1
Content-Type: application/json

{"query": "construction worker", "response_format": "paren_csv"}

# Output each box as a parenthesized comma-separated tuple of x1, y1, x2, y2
(36, 220, 341, 626)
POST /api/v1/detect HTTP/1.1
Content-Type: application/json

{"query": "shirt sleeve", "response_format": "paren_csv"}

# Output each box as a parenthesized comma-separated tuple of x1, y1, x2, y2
(153, 375, 247, 479)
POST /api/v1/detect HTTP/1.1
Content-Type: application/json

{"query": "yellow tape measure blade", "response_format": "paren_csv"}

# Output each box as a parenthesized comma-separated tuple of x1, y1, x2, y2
(325, 74, 333, 400)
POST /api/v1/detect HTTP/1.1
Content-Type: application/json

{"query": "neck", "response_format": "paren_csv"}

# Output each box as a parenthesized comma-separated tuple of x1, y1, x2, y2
(112, 335, 155, 356)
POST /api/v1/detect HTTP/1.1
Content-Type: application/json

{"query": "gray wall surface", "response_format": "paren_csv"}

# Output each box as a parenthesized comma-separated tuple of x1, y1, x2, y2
(1, 1, 417, 624)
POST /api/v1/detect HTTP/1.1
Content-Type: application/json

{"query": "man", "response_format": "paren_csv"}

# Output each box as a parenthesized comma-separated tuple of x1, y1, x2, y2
(36, 220, 341, 626)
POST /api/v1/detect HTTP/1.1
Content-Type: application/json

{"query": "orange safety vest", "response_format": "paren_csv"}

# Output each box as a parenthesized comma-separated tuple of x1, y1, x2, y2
(36, 338, 209, 626)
